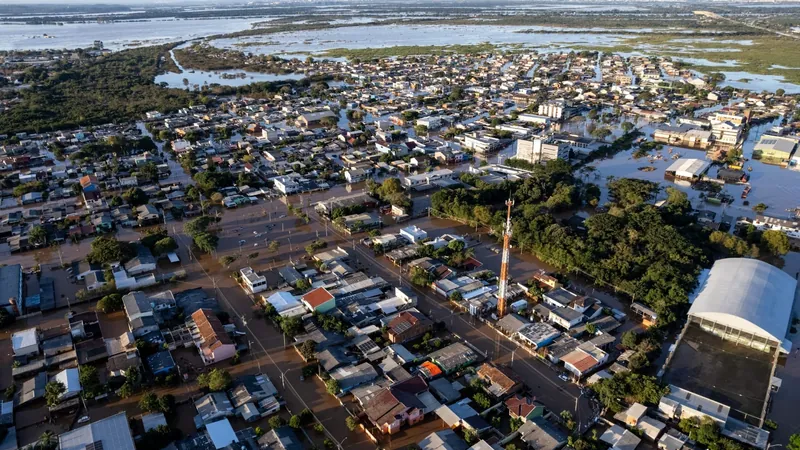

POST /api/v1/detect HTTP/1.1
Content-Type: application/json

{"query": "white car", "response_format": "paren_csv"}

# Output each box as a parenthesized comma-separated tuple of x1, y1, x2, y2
(253, 231, 258, 235)
(77, 416, 90, 424)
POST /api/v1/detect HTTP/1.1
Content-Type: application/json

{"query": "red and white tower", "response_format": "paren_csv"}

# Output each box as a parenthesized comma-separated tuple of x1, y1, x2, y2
(497, 199, 514, 318)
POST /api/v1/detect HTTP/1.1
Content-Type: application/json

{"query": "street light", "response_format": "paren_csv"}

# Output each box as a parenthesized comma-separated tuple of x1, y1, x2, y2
(338, 437, 348, 450)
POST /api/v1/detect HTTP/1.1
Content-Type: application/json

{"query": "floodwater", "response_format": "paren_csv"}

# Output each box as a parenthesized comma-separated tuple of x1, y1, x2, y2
(211, 24, 632, 55)
(0, 17, 268, 51)
(154, 48, 305, 89)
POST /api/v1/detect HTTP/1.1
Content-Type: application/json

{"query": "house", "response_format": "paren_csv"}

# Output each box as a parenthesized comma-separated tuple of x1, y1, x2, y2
(297, 110, 336, 128)
(400, 225, 428, 243)
(658, 428, 689, 450)
(361, 375, 433, 435)
(240, 267, 267, 294)
(191, 308, 237, 365)
(345, 168, 368, 184)
(560, 344, 607, 379)
(142, 412, 167, 432)
(518, 417, 568, 450)
(418, 429, 469, 450)
(0, 264, 23, 316)
(475, 363, 522, 398)
(258, 426, 303, 450)
(12, 328, 39, 357)
(329, 362, 379, 394)
(18, 372, 46, 406)
(85, 271, 108, 291)
(53, 368, 82, 401)
(195, 392, 235, 426)
(107, 351, 141, 378)
(124, 245, 157, 275)
(301, 287, 336, 313)
(263, 291, 306, 318)
(429, 342, 477, 374)
(229, 373, 279, 420)
(403, 169, 454, 190)
(58, 412, 135, 450)
(505, 395, 546, 421)
(136, 204, 161, 224)
(387, 310, 434, 343)
(146, 350, 176, 376)
(516, 322, 560, 349)
(601, 425, 641, 450)
(549, 307, 584, 330)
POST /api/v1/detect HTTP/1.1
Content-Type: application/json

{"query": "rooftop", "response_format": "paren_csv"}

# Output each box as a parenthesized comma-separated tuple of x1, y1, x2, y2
(58, 412, 135, 450)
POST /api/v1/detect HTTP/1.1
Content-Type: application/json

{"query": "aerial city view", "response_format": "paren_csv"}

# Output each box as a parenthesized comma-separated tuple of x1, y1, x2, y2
(1, 1, 800, 450)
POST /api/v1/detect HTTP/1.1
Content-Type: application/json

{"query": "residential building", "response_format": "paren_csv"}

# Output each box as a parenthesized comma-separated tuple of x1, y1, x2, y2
(124, 245, 156, 275)
(195, 392, 235, 426)
(538, 100, 569, 119)
(710, 121, 742, 146)
(0, 264, 23, 316)
(418, 429, 469, 450)
(505, 395, 546, 421)
(400, 225, 428, 243)
(258, 427, 303, 450)
(403, 169, 454, 190)
(263, 291, 306, 318)
(560, 343, 607, 379)
(345, 168, 368, 184)
(240, 267, 267, 294)
(601, 425, 641, 450)
(387, 310, 434, 343)
(361, 375, 435, 435)
(146, 351, 176, 376)
(518, 417, 568, 450)
(190, 308, 237, 365)
(428, 342, 478, 374)
(476, 363, 522, 398)
(12, 328, 39, 357)
(58, 412, 135, 450)
(549, 307, 584, 330)
(301, 287, 336, 313)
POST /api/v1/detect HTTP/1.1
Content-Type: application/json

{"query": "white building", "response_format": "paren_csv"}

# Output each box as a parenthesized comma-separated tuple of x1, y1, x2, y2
(271, 175, 301, 195)
(516, 136, 569, 164)
(400, 225, 428, 243)
(711, 121, 742, 146)
(403, 169, 454, 190)
(538, 100, 567, 119)
(517, 114, 551, 125)
(240, 267, 267, 294)
(12, 328, 39, 357)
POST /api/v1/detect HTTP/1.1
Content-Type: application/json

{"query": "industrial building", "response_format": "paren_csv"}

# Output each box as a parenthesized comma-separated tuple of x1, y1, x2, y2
(663, 158, 711, 183)
(660, 258, 795, 442)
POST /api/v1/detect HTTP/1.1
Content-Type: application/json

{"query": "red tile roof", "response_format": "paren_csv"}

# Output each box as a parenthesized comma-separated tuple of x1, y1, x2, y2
(302, 287, 335, 309)
(191, 308, 233, 352)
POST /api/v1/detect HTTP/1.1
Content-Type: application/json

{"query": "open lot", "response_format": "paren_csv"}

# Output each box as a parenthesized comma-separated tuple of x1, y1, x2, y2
(664, 322, 775, 421)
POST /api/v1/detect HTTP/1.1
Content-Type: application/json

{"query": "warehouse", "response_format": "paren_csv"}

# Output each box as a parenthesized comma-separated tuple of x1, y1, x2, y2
(687, 258, 795, 352)
(664, 158, 711, 183)
(662, 258, 795, 428)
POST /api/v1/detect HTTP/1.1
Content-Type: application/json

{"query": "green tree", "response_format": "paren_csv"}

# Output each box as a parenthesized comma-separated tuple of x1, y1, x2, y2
(788, 434, 800, 450)
(219, 255, 238, 267)
(281, 316, 303, 338)
(137, 162, 160, 183)
(184, 216, 217, 237)
(761, 230, 790, 255)
(193, 232, 219, 253)
(44, 381, 66, 407)
(153, 237, 178, 255)
(79, 365, 104, 399)
(196, 368, 232, 391)
(268, 416, 285, 429)
(139, 391, 160, 412)
(97, 293, 123, 313)
(123, 187, 149, 206)
(268, 240, 280, 252)
(325, 378, 340, 395)
(289, 415, 302, 429)
(87, 236, 134, 264)
(345, 416, 359, 431)
(29, 225, 47, 246)
(38, 431, 57, 450)
(621, 330, 639, 349)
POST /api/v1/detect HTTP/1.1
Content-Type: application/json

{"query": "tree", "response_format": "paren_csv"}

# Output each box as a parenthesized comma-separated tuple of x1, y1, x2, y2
(414, 125, 428, 136)
(299, 340, 317, 360)
(79, 365, 104, 399)
(591, 372, 668, 413)
(196, 368, 232, 391)
(281, 316, 303, 338)
(268, 240, 280, 252)
(621, 330, 639, 349)
(87, 236, 134, 264)
(44, 381, 65, 407)
(448, 291, 463, 302)
(621, 121, 635, 133)
(38, 431, 57, 450)
(219, 255, 238, 267)
(761, 230, 790, 255)
(153, 237, 178, 255)
(29, 225, 47, 246)
(463, 428, 478, 445)
(289, 415, 302, 429)
(325, 378, 340, 395)
(345, 416, 359, 431)
(268, 416, 285, 429)
(184, 216, 217, 237)
(123, 187, 149, 206)
(137, 162, 159, 183)
(788, 434, 800, 450)
(510, 416, 524, 432)
(193, 232, 219, 253)
(96, 293, 123, 313)
(139, 391, 160, 412)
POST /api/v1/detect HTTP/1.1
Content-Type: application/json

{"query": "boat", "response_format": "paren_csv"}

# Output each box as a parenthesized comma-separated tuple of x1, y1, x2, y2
(747, 166, 752, 172)
(741, 186, 751, 199)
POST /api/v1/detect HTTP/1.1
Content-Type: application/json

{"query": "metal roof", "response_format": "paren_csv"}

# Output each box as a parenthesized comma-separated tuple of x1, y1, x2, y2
(665, 158, 710, 178)
(689, 258, 797, 343)
(58, 412, 134, 450)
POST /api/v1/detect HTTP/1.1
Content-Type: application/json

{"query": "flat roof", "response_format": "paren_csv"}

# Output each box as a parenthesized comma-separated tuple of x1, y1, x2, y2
(663, 322, 774, 419)
(665, 158, 711, 178)
(12, 328, 38, 350)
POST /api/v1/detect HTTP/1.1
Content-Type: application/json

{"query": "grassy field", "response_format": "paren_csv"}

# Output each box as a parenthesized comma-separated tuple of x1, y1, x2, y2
(572, 33, 800, 85)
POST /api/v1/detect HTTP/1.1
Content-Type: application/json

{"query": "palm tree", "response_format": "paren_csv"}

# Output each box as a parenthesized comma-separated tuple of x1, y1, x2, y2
(38, 431, 56, 450)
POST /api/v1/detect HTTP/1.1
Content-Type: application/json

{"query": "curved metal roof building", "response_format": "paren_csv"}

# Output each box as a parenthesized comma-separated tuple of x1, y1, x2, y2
(688, 258, 797, 344)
